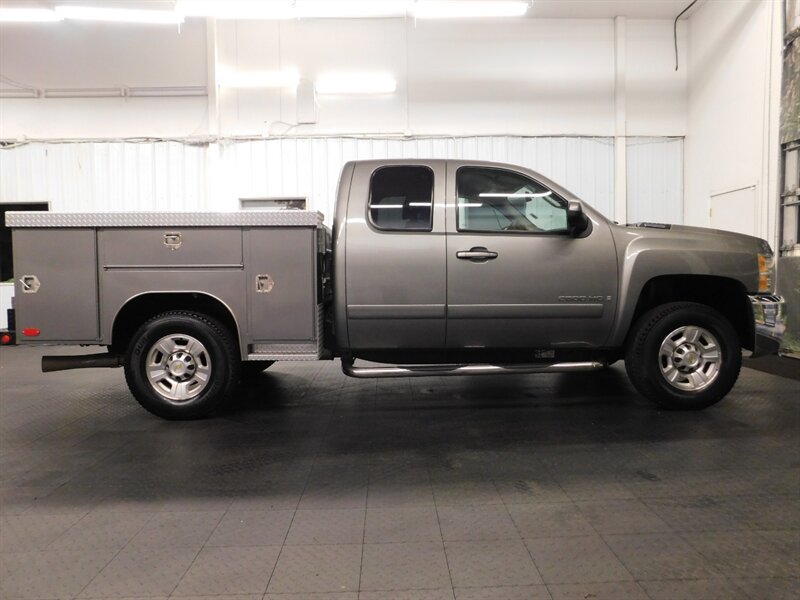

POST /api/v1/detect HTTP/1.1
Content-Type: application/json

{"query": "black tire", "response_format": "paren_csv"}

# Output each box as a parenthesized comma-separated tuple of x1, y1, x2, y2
(124, 311, 240, 420)
(240, 360, 274, 378)
(625, 302, 741, 410)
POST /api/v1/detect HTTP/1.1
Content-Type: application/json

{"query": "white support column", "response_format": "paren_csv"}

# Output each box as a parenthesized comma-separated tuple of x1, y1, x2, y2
(206, 17, 220, 137)
(205, 18, 223, 210)
(614, 16, 627, 224)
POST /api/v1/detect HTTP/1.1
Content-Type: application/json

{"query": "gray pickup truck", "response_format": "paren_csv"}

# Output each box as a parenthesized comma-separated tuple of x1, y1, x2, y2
(4, 159, 786, 419)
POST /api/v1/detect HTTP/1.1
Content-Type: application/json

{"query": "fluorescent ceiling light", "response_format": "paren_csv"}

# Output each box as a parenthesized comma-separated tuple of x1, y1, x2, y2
(0, 88, 40, 98)
(128, 86, 208, 97)
(43, 87, 123, 98)
(178, 0, 407, 19)
(0, 8, 63, 22)
(316, 73, 396, 95)
(413, 1, 529, 19)
(54, 6, 184, 24)
(177, 0, 295, 19)
(295, 1, 409, 18)
(218, 69, 300, 89)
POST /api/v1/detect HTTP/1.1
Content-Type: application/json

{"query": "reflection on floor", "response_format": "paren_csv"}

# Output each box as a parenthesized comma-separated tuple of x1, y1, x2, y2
(1, 345, 798, 599)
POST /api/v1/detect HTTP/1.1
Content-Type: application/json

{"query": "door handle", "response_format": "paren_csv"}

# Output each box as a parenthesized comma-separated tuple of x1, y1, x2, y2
(456, 247, 498, 261)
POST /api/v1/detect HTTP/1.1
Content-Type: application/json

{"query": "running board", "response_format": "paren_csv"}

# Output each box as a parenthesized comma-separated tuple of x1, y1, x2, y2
(342, 359, 606, 379)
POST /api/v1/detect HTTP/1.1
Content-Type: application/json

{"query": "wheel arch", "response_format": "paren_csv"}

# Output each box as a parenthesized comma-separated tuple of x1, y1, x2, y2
(110, 292, 243, 357)
(623, 275, 754, 352)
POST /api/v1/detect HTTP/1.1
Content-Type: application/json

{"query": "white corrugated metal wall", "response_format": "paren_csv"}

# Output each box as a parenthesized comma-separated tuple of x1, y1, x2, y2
(627, 137, 684, 224)
(0, 136, 683, 224)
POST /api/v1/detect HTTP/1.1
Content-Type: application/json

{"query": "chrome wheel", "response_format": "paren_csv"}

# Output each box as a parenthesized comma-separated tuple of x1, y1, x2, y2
(658, 325, 721, 392)
(145, 334, 212, 403)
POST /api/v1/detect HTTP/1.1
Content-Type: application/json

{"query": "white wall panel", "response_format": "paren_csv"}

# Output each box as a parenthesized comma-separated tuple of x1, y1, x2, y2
(626, 137, 684, 224)
(216, 136, 615, 222)
(0, 142, 208, 211)
(1, 136, 648, 223)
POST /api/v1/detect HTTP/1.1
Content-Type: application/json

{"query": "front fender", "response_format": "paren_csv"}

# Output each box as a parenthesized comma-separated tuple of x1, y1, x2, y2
(607, 226, 761, 348)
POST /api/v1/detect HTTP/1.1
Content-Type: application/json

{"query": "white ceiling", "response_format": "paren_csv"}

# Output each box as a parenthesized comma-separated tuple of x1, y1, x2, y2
(527, 0, 699, 20)
(4, 0, 703, 21)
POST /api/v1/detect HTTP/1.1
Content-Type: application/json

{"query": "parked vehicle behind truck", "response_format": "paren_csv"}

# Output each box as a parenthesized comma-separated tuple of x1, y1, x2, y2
(3, 159, 785, 419)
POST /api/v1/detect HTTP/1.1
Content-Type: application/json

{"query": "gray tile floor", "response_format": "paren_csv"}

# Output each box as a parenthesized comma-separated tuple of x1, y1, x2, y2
(1, 345, 798, 600)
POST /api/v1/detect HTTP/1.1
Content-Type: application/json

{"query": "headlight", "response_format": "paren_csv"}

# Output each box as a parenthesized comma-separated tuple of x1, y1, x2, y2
(757, 252, 775, 293)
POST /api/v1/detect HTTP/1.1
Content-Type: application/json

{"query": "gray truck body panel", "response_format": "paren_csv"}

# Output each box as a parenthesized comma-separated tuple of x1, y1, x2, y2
(7, 160, 782, 362)
(9, 211, 326, 360)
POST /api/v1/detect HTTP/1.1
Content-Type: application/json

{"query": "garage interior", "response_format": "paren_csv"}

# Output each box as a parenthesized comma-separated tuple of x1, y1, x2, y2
(1, 1, 799, 599)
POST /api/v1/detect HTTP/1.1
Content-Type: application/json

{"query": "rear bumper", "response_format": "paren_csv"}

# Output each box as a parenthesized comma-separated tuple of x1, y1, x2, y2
(749, 294, 786, 357)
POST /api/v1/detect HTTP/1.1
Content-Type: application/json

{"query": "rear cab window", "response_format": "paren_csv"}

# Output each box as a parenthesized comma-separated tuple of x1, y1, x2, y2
(369, 166, 434, 232)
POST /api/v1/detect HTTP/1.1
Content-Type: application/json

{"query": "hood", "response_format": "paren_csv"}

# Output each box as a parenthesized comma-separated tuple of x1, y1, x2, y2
(625, 222, 772, 254)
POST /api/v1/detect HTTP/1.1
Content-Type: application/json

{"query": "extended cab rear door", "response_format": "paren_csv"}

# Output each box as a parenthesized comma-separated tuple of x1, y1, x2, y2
(344, 160, 447, 350)
(444, 161, 618, 351)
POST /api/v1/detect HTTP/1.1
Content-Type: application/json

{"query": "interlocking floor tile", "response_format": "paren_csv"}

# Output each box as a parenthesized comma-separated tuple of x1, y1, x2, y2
(79, 546, 199, 597)
(360, 541, 451, 591)
(437, 504, 519, 541)
(267, 544, 362, 593)
(208, 510, 294, 546)
(171, 545, 280, 596)
(364, 507, 442, 543)
(524, 535, 632, 584)
(285, 509, 365, 545)
(444, 540, 543, 587)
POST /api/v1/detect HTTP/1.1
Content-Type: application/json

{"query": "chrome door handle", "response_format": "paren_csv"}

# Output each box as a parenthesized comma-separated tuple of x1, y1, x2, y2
(456, 248, 498, 261)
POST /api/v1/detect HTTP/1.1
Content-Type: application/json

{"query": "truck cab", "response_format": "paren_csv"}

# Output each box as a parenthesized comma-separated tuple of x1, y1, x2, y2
(334, 159, 617, 364)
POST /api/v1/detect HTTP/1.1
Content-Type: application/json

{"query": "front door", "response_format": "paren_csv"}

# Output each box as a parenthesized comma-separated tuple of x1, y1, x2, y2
(345, 161, 447, 351)
(445, 163, 618, 351)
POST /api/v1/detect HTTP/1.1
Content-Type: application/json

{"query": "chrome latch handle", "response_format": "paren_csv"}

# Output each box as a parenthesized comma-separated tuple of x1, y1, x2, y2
(456, 247, 498, 261)
(163, 232, 182, 250)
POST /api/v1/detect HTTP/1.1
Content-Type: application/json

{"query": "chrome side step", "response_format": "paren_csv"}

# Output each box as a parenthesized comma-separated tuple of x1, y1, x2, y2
(341, 359, 605, 379)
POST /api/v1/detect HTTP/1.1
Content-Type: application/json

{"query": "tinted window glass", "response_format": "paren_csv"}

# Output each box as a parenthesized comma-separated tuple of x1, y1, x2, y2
(456, 167, 568, 233)
(369, 166, 434, 231)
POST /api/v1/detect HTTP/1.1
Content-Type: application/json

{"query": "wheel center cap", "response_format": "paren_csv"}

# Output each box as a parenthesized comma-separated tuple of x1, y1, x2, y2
(167, 352, 195, 378)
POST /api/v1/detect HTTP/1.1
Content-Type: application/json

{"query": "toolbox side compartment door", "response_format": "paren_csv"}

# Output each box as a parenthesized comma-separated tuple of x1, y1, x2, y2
(13, 228, 99, 342)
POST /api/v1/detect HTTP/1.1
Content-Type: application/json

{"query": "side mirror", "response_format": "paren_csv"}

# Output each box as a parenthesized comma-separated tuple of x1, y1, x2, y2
(567, 200, 590, 237)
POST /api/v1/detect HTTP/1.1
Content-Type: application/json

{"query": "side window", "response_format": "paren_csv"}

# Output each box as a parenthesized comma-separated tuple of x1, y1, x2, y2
(369, 166, 434, 232)
(456, 167, 568, 233)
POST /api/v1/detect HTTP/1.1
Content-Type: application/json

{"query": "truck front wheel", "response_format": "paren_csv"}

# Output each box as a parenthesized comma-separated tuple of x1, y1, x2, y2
(625, 302, 741, 410)
(124, 311, 240, 420)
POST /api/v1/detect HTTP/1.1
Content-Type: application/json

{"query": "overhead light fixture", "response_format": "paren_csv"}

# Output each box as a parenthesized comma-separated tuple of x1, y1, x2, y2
(43, 87, 124, 98)
(294, 1, 409, 18)
(176, 0, 295, 19)
(0, 88, 40, 98)
(177, 0, 408, 19)
(128, 86, 208, 97)
(316, 73, 396, 95)
(54, 6, 184, 24)
(0, 8, 63, 22)
(218, 69, 300, 89)
(413, 1, 529, 19)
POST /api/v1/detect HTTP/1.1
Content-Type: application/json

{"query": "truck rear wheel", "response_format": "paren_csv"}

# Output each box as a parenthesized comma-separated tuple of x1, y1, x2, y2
(124, 311, 240, 420)
(625, 302, 741, 410)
